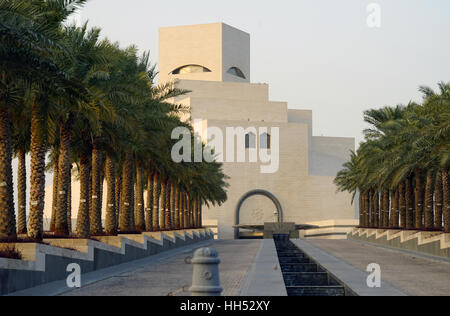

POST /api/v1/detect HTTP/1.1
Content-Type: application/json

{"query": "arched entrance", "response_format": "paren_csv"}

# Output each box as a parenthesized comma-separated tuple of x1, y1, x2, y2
(234, 190, 283, 239)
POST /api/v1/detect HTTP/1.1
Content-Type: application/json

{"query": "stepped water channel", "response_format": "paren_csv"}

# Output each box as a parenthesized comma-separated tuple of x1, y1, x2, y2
(274, 235, 352, 296)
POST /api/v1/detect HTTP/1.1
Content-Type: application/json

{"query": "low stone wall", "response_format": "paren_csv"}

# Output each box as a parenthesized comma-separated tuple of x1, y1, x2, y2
(300, 220, 359, 240)
(0, 229, 213, 296)
(348, 228, 450, 259)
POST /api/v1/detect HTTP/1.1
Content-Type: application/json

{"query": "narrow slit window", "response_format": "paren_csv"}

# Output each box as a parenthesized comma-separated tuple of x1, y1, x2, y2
(227, 67, 246, 79)
(260, 133, 271, 149)
(245, 132, 256, 149)
(171, 64, 211, 75)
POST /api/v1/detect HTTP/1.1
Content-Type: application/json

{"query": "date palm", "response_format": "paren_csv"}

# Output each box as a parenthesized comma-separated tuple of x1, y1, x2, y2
(11, 88, 31, 235)
(0, 0, 84, 240)
(337, 82, 449, 232)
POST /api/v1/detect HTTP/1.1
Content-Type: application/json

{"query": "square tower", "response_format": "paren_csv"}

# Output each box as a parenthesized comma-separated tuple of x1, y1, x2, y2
(158, 23, 250, 84)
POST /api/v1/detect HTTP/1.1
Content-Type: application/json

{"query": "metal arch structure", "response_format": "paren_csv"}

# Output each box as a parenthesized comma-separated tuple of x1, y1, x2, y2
(234, 190, 284, 239)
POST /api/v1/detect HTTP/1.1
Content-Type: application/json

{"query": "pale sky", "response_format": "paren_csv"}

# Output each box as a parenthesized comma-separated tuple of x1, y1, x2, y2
(72, 0, 450, 146)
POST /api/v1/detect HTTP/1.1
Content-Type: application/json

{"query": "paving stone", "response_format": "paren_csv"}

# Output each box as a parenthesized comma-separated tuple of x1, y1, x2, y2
(307, 239, 450, 296)
(62, 240, 261, 296)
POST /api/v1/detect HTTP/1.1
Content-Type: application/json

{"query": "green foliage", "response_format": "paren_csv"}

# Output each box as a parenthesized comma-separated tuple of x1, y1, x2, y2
(335, 82, 450, 196)
(0, 0, 228, 220)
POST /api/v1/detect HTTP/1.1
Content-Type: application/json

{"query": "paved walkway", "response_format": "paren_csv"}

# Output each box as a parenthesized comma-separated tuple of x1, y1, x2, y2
(63, 240, 261, 296)
(307, 239, 450, 296)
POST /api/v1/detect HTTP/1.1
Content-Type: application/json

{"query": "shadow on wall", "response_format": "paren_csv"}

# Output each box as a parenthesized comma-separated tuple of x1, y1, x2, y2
(309, 151, 347, 177)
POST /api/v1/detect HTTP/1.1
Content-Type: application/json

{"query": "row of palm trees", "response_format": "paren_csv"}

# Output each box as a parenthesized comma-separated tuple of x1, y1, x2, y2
(335, 82, 449, 233)
(0, 0, 228, 241)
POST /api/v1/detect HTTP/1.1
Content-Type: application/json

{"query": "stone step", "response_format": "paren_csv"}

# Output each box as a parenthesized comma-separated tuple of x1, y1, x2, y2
(286, 286, 346, 297)
(278, 257, 310, 264)
(275, 239, 348, 296)
(283, 272, 330, 286)
(280, 263, 323, 273)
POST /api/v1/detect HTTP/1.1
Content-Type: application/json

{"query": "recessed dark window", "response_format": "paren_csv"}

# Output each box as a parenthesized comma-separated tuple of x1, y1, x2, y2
(260, 133, 271, 149)
(171, 64, 212, 75)
(245, 132, 256, 149)
(227, 67, 246, 79)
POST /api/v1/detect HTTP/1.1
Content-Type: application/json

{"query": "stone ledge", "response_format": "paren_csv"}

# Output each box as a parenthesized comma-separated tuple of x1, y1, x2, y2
(292, 239, 406, 296)
(239, 239, 287, 296)
(0, 229, 213, 295)
(348, 228, 450, 259)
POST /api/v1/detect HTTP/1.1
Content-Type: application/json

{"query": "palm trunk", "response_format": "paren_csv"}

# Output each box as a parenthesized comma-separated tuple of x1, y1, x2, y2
(105, 155, 117, 235)
(145, 171, 154, 231)
(388, 190, 393, 228)
(99, 167, 104, 227)
(193, 197, 198, 229)
(363, 192, 369, 227)
(399, 182, 406, 229)
(174, 184, 180, 229)
(76, 154, 90, 238)
(184, 192, 189, 228)
(165, 179, 171, 229)
(90, 144, 103, 235)
(0, 107, 16, 240)
(160, 177, 166, 230)
(17, 149, 27, 234)
(199, 202, 203, 228)
(152, 172, 160, 231)
(180, 190, 185, 229)
(50, 158, 59, 232)
(369, 189, 375, 228)
(380, 192, 385, 227)
(170, 182, 176, 229)
(405, 177, 414, 229)
(434, 171, 443, 229)
(135, 163, 145, 231)
(359, 192, 364, 227)
(89, 170, 92, 225)
(383, 190, 389, 228)
(67, 166, 72, 234)
(374, 191, 380, 228)
(28, 103, 46, 241)
(189, 197, 194, 228)
(394, 187, 400, 228)
(443, 167, 449, 233)
(391, 189, 399, 228)
(415, 169, 424, 229)
(129, 168, 135, 230)
(55, 119, 73, 236)
(197, 198, 201, 227)
(115, 172, 121, 225)
(424, 169, 434, 229)
(119, 152, 134, 232)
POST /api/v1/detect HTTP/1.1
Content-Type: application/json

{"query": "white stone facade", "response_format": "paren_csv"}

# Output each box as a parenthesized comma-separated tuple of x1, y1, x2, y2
(160, 23, 357, 239)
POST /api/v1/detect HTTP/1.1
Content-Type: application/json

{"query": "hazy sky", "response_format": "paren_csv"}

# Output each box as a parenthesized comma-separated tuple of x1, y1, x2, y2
(70, 0, 450, 146)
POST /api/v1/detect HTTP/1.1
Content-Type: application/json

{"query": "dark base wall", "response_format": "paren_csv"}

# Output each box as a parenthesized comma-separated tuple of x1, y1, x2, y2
(348, 229, 449, 259)
(0, 230, 213, 296)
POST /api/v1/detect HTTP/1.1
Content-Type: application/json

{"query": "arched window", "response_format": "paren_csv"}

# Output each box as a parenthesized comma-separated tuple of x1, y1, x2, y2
(227, 67, 246, 79)
(260, 133, 271, 149)
(245, 132, 256, 149)
(170, 64, 212, 75)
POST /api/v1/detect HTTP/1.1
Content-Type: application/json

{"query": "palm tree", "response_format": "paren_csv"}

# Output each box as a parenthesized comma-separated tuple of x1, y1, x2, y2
(1, 1, 232, 241)
(135, 162, 145, 231)
(145, 169, 154, 231)
(336, 82, 449, 233)
(27, 0, 87, 241)
(104, 154, 117, 235)
(11, 90, 31, 235)
(1, 0, 85, 240)
(119, 152, 134, 232)
(153, 171, 161, 231)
